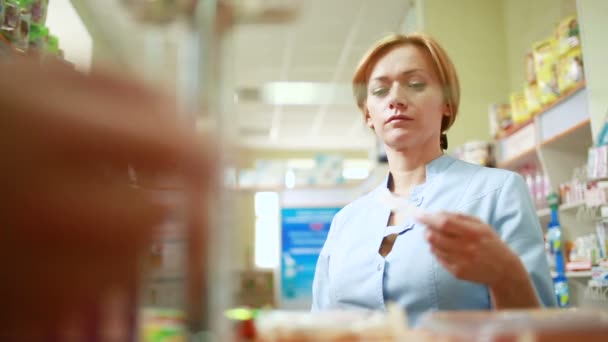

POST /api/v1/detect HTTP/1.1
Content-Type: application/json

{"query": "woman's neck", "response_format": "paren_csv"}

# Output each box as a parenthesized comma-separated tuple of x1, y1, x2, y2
(385, 145, 443, 197)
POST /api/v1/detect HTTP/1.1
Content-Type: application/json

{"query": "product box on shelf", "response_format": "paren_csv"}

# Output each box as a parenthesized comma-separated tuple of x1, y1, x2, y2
(525, 51, 537, 85)
(0, 0, 5, 28)
(509, 91, 529, 124)
(533, 38, 560, 105)
(235, 270, 275, 309)
(14, 0, 33, 51)
(588, 145, 608, 180)
(524, 83, 542, 114)
(557, 46, 584, 93)
(2, 0, 20, 42)
(453, 141, 495, 167)
(255, 159, 287, 188)
(31, 0, 47, 25)
(556, 15, 581, 55)
(311, 154, 344, 186)
(488, 103, 511, 138)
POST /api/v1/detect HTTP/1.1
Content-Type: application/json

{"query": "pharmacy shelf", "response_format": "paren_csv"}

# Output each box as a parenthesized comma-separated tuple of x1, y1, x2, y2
(496, 82, 587, 141)
(497, 145, 538, 170)
(537, 201, 586, 219)
(496, 83, 590, 172)
(551, 270, 593, 278)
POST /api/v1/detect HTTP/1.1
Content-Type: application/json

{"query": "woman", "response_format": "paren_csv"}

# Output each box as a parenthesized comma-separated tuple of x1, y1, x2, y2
(311, 33, 556, 326)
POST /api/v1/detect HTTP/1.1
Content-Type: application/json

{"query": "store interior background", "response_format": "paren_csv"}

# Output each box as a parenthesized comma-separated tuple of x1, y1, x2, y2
(44, 0, 608, 319)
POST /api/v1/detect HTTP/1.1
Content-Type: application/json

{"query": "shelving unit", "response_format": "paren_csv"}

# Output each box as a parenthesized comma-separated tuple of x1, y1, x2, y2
(495, 81, 604, 308)
(551, 270, 593, 278)
(536, 201, 585, 222)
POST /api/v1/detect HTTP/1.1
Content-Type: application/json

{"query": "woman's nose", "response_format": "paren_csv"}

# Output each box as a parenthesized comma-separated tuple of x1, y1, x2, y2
(389, 84, 407, 110)
(389, 100, 406, 110)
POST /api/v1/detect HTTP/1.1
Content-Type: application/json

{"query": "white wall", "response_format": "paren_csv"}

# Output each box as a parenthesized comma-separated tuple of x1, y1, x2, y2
(46, 0, 92, 72)
(577, 0, 608, 141)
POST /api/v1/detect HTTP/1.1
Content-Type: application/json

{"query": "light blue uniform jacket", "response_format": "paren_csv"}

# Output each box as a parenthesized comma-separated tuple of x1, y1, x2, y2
(311, 154, 556, 326)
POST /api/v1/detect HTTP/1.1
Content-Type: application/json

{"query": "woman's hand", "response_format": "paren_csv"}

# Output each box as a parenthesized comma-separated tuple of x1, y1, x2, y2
(416, 212, 516, 286)
(0, 57, 214, 336)
(416, 212, 540, 308)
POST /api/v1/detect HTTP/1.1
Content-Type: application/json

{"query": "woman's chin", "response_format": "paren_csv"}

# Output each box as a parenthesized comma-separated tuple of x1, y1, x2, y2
(382, 133, 417, 151)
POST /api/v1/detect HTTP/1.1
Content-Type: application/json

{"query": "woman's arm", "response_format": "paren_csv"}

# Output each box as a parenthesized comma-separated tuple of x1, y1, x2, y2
(488, 250, 541, 308)
(417, 173, 556, 309)
(490, 172, 557, 308)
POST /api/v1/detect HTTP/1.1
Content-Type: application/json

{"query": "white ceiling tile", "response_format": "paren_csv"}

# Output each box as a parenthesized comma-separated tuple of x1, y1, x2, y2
(231, 0, 413, 151)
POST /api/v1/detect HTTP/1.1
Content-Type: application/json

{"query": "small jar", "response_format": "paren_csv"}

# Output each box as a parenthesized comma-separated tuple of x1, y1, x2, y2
(2, 0, 21, 42)
(0, 0, 6, 32)
(15, 0, 33, 51)
(30, 0, 46, 24)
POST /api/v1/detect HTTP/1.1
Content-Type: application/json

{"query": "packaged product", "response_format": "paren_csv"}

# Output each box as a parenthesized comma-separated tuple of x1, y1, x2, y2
(533, 38, 560, 105)
(0, 0, 5, 32)
(15, 0, 33, 51)
(556, 15, 581, 55)
(2, 0, 20, 42)
(510, 91, 529, 125)
(488, 103, 511, 138)
(30, 0, 46, 25)
(44, 32, 57, 56)
(557, 46, 584, 93)
(140, 308, 187, 342)
(524, 83, 542, 114)
(525, 51, 536, 85)
(255, 305, 408, 341)
(27, 22, 46, 54)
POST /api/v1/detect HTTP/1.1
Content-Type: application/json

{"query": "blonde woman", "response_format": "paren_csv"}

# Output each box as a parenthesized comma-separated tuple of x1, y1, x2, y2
(312, 33, 556, 326)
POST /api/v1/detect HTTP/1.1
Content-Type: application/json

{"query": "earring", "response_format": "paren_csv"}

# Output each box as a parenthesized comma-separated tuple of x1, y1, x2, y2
(440, 133, 448, 150)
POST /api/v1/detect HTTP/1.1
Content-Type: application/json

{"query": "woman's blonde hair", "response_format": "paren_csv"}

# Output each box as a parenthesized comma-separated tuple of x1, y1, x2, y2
(352, 33, 460, 133)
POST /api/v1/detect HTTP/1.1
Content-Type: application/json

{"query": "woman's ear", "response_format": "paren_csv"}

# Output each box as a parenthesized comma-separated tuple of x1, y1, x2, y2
(443, 103, 451, 116)
(365, 110, 374, 128)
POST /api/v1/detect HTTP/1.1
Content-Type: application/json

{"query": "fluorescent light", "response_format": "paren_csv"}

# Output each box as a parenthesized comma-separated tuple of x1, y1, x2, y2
(261, 82, 353, 105)
(254, 217, 280, 269)
(254, 192, 279, 217)
(285, 169, 296, 189)
(254, 192, 280, 269)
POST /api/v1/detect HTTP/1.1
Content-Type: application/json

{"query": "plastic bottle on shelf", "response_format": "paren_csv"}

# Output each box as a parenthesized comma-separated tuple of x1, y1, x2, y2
(554, 273, 570, 307)
(536, 171, 545, 209)
(546, 192, 570, 307)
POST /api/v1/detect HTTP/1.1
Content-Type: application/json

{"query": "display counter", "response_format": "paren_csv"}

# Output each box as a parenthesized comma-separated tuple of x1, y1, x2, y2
(248, 307, 608, 342)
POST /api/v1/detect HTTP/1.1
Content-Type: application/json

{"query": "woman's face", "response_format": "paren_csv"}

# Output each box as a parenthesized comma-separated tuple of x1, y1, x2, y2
(365, 44, 448, 152)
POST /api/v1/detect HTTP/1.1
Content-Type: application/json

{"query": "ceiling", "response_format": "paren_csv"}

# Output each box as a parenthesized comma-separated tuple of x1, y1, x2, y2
(70, 0, 416, 152)
(230, 0, 415, 151)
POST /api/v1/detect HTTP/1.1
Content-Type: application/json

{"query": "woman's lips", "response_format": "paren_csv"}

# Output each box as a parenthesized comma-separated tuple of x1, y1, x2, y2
(386, 114, 414, 124)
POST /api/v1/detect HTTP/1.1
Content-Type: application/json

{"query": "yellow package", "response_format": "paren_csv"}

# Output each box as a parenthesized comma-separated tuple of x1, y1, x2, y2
(556, 15, 581, 55)
(525, 52, 536, 85)
(488, 103, 511, 137)
(525, 83, 542, 114)
(557, 47, 584, 93)
(533, 38, 560, 105)
(510, 91, 529, 125)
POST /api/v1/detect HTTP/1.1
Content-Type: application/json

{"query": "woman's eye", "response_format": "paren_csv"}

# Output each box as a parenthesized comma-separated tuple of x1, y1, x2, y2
(371, 87, 389, 97)
(408, 81, 426, 91)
